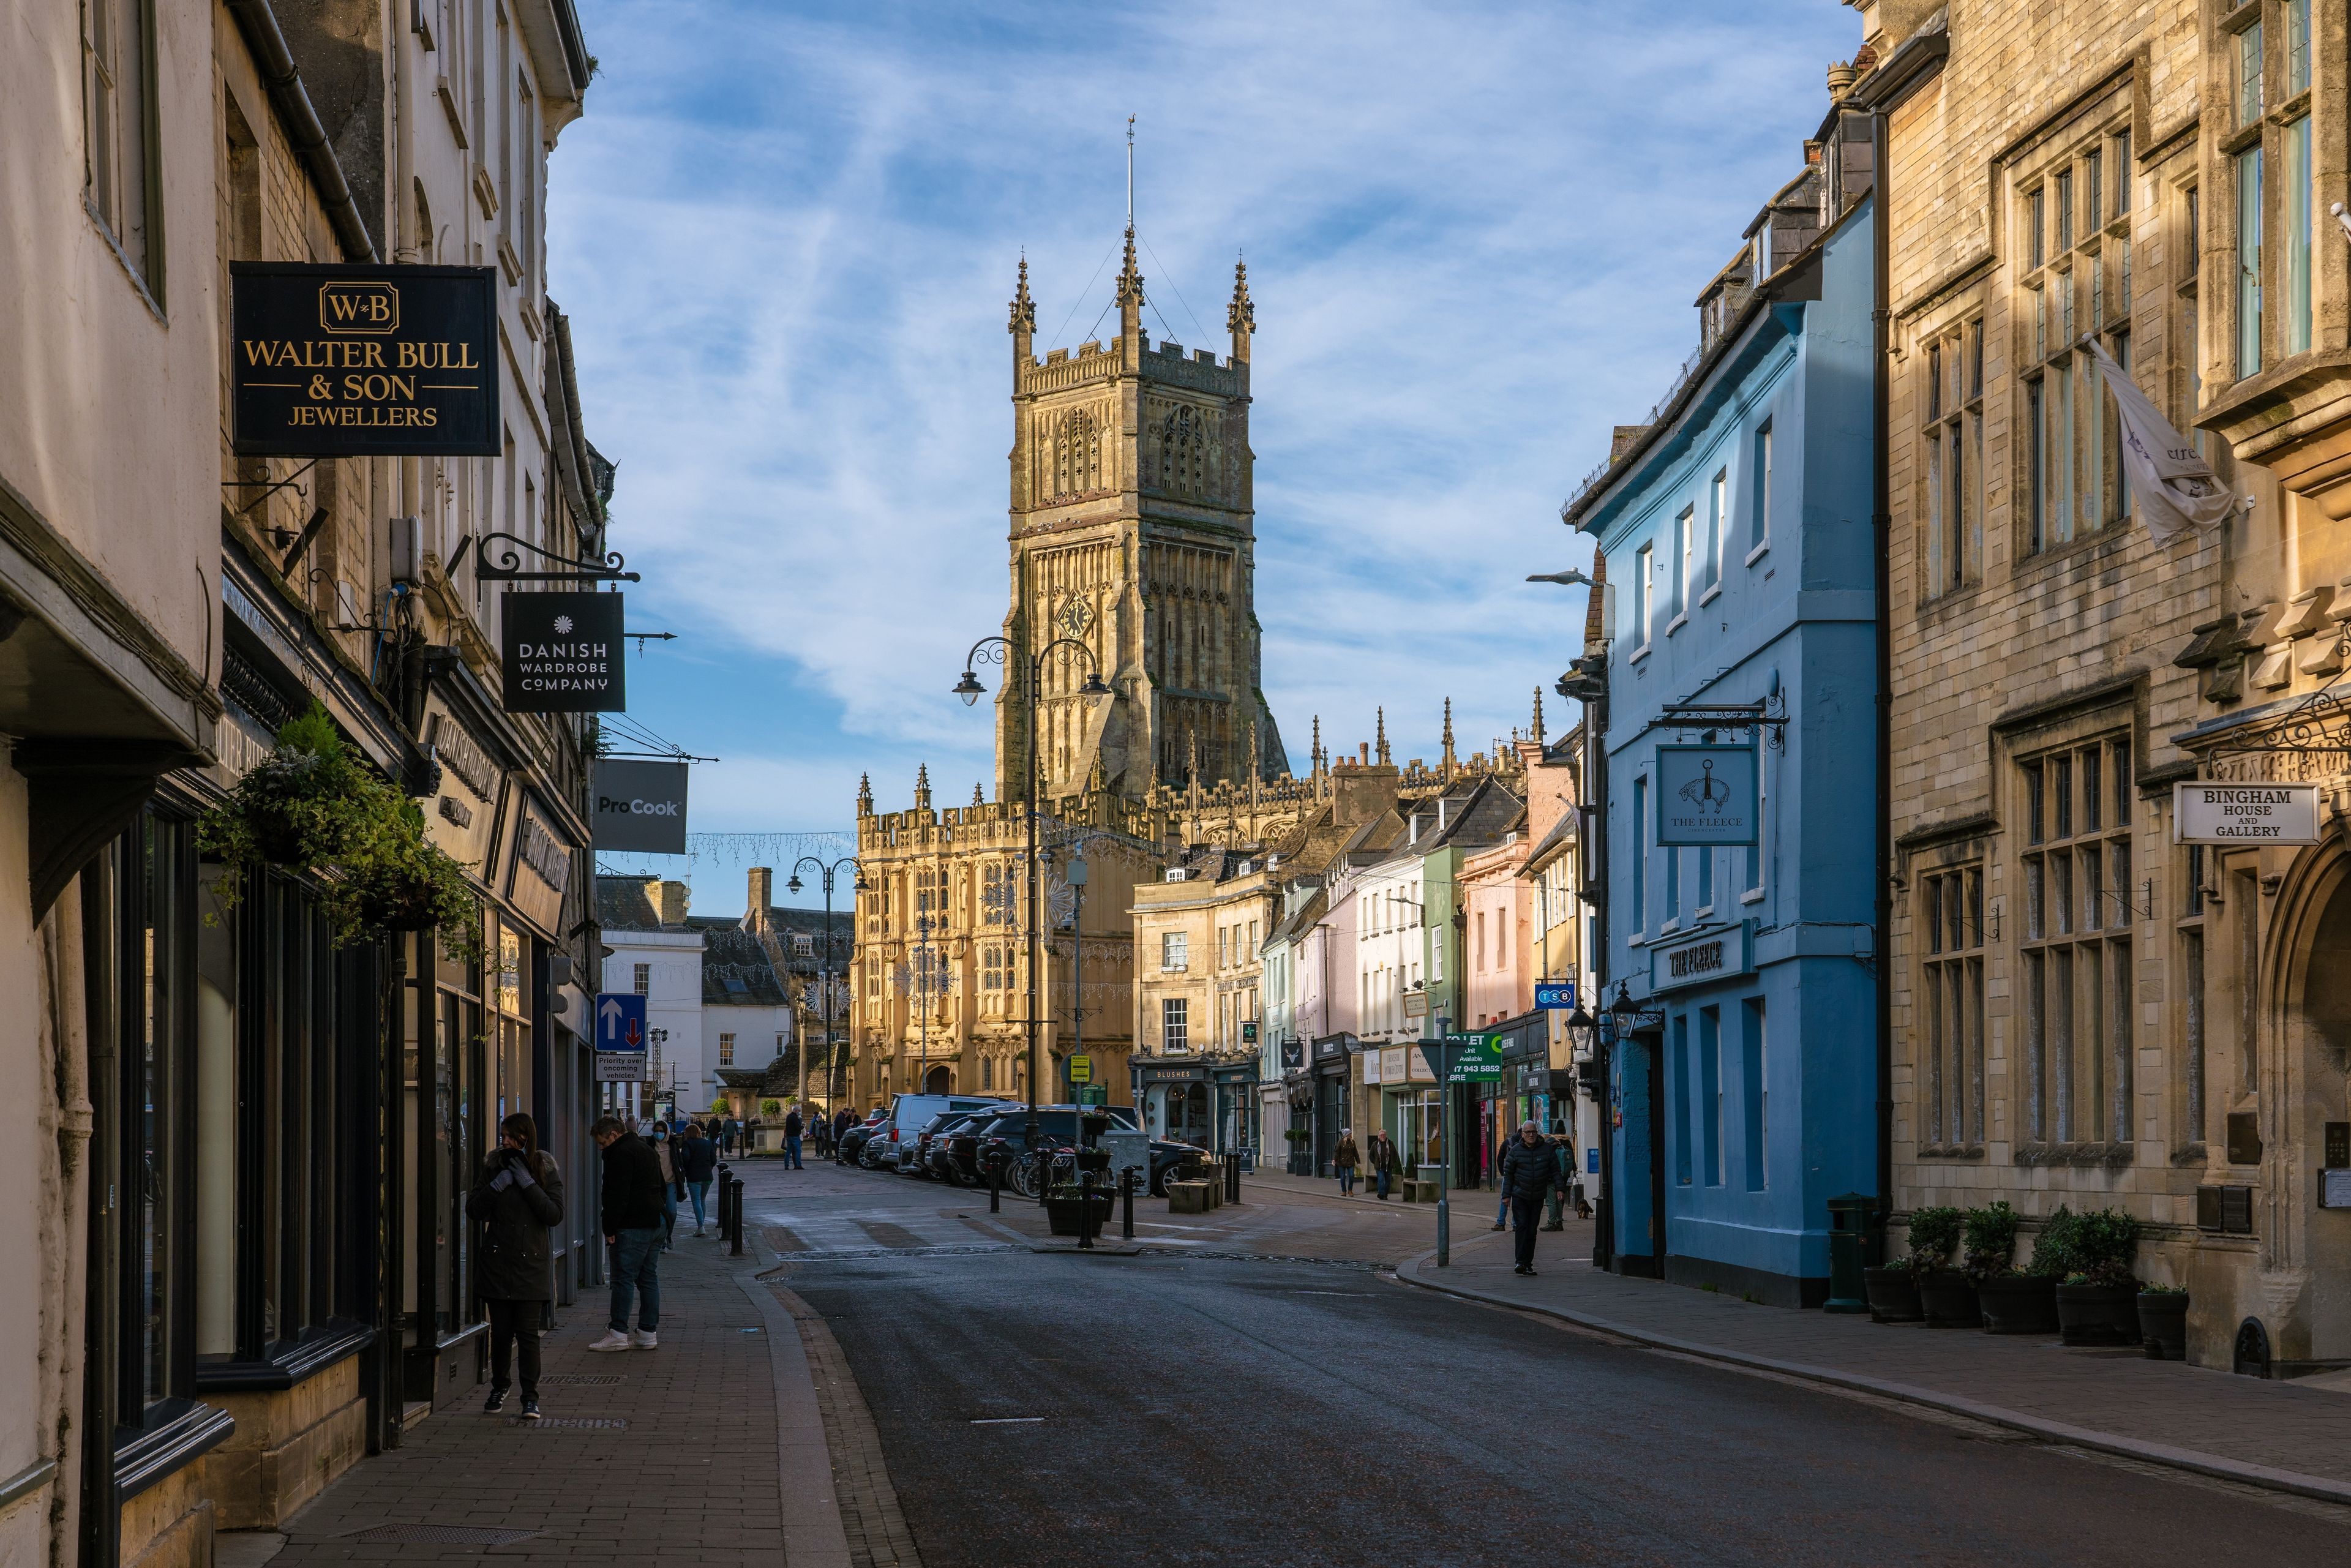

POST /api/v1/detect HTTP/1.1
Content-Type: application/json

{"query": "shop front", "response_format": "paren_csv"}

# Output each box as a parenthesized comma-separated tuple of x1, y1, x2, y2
(1136, 1063, 1211, 1147)
(1310, 1034, 1352, 1178)
(1212, 1062, 1259, 1163)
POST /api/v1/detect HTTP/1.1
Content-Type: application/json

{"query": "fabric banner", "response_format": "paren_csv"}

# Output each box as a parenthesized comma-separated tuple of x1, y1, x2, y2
(2084, 338, 2238, 545)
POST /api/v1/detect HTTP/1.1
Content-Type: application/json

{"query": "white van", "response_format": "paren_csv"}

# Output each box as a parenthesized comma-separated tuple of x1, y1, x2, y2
(866, 1093, 1014, 1172)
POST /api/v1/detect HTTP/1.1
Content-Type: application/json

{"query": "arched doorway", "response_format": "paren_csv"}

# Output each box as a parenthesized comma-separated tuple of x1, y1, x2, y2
(2272, 846, 2351, 1365)
(924, 1065, 953, 1095)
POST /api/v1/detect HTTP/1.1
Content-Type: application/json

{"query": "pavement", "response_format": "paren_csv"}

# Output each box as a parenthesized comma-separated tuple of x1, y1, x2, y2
(1399, 1221, 2351, 1506)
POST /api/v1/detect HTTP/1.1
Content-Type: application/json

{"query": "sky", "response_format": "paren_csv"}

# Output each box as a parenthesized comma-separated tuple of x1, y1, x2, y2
(549, 0, 1860, 917)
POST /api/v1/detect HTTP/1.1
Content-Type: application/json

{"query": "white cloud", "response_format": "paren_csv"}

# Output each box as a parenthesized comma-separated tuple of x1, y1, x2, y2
(552, 0, 1858, 809)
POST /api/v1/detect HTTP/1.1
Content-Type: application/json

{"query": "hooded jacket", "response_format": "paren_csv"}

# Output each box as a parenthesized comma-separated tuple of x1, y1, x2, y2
(467, 1148, 564, 1301)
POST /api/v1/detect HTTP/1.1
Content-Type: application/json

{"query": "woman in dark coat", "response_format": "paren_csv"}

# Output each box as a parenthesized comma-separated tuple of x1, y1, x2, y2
(468, 1111, 564, 1419)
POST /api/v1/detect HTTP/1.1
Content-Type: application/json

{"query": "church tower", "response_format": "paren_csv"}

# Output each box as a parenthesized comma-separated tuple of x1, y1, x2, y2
(997, 238, 1284, 806)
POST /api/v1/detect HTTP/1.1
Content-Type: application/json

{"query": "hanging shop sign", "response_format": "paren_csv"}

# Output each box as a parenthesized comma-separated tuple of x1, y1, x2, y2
(2172, 782, 2322, 845)
(1534, 980, 1577, 1010)
(1650, 922, 1752, 994)
(1655, 744, 1760, 846)
(501, 591, 625, 712)
(230, 263, 499, 456)
(594, 760, 689, 854)
(1421, 1032, 1505, 1084)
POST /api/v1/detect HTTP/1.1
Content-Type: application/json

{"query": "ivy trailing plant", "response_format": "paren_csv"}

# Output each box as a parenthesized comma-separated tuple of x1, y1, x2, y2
(1961, 1199, 2020, 1281)
(198, 700, 482, 961)
(1903, 1204, 1965, 1278)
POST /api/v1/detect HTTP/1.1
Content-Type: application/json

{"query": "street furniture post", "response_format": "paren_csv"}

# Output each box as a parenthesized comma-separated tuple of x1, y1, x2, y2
(1121, 1165, 1136, 1239)
(988, 1147, 1002, 1214)
(1078, 1168, 1095, 1250)
(729, 1176, 746, 1257)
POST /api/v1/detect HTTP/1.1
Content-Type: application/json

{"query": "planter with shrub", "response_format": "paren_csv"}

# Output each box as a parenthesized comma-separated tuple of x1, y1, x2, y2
(2052, 1207, 2142, 1346)
(1904, 1206, 1976, 1327)
(1966, 1200, 2057, 1335)
(2137, 1285, 2189, 1360)
(1044, 1182, 1115, 1237)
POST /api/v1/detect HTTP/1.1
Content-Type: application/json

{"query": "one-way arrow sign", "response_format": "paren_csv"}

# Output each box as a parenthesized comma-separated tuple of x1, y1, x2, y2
(596, 992, 648, 1051)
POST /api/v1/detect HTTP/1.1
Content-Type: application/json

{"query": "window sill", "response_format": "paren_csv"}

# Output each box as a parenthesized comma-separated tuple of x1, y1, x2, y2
(196, 1320, 378, 1394)
(1627, 932, 1649, 948)
(1739, 887, 1766, 905)
(113, 1400, 236, 1502)
(1656, 918, 1682, 936)
(1666, 612, 1690, 638)
(1629, 643, 1652, 666)
(1698, 584, 1722, 609)
(1745, 540, 1769, 567)
(1692, 905, 1715, 921)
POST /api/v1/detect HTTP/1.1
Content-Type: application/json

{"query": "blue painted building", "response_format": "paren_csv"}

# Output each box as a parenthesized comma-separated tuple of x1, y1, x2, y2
(1562, 128, 1880, 1307)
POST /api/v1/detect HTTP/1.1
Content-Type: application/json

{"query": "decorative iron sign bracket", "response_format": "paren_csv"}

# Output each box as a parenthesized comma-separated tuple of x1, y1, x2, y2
(473, 530, 640, 583)
(1659, 693, 1790, 752)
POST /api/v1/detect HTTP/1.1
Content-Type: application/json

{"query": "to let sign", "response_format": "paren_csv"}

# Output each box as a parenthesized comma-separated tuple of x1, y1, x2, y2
(2173, 782, 2322, 844)
(230, 263, 499, 456)
(502, 592, 625, 712)
(1655, 744, 1759, 846)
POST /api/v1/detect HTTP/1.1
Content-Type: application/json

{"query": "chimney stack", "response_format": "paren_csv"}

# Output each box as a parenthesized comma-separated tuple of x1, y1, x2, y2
(748, 866, 773, 929)
(648, 879, 690, 926)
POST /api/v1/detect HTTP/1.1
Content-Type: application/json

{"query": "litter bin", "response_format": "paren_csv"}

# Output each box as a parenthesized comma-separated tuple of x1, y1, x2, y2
(1824, 1192, 1880, 1315)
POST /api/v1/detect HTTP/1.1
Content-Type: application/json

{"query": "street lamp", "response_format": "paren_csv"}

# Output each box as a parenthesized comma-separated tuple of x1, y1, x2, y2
(1526, 569, 1595, 587)
(952, 626, 1112, 1166)
(788, 853, 864, 1123)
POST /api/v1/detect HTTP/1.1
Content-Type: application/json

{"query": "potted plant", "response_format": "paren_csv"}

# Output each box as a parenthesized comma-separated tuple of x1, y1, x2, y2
(1076, 1146, 1111, 1172)
(1905, 1206, 1974, 1327)
(1969, 1200, 2055, 1335)
(2137, 1283, 2190, 1360)
(1862, 1215, 1925, 1324)
(1081, 1111, 1112, 1143)
(1044, 1180, 1114, 1237)
(1284, 1127, 1313, 1176)
(2054, 1207, 2142, 1346)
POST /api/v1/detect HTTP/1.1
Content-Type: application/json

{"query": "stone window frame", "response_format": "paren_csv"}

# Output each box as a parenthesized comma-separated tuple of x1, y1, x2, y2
(1919, 314, 1988, 599)
(1919, 860, 1989, 1156)
(2210, 0, 2319, 383)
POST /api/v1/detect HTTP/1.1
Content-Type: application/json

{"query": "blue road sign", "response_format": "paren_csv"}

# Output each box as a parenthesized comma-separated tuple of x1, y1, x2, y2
(1534, 981, 1577, 1010)
(595, 992, 648, 1052)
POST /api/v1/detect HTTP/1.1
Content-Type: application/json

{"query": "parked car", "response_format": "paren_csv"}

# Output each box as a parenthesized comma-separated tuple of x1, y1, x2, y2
(905, 1110, 992, 1179)
(834, 1110, 887, 1165)
(864, 1093, 1011, 1174)
(947, 1105, 1198, 1193)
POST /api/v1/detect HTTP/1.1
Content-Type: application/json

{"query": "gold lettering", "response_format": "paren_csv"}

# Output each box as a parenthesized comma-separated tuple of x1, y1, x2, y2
(396, 342, 419, 369)
(457, 342, 478, 369)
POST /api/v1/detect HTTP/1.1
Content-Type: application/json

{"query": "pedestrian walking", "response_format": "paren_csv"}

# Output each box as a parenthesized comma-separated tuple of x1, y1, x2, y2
(1543, 1133, 1572, 1231)
(1499, 1120, 1565, 1276)
(784, 1105, 806, 1169)
(1368, 1130, 1401, 1199)
(650, 1121, 680, 1249)
(1492, 1123, 1513, 1231)
(589, 1114, 666, 1351)
(467, 1112, 563, 1420)
(678, 1119, 718, 1236)
(832, 1107, 855, 1163)
(1332, 1129, 1360, 1196)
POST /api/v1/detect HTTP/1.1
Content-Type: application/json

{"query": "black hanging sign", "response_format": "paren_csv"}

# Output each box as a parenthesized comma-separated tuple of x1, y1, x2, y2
(230, 263, 500, 456)
(501, 592, 625, 712)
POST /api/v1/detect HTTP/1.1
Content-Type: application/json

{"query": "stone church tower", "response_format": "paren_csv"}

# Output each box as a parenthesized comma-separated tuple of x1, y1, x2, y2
(997, 231, 1284, 806)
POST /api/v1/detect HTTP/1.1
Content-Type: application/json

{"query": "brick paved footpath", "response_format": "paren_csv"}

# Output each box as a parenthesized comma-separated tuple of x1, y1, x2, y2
(1403, 1226, 2351, 1505)
(260, 1161, 849, 1566)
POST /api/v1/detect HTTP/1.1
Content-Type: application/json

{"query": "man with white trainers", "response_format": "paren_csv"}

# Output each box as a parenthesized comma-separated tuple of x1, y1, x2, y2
(588, 1115, 667, 1352)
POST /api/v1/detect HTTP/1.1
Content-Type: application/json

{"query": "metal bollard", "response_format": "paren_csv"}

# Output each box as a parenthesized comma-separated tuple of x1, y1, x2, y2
(1077, 1169, 1095, 1251)
(988, 1150, 1002, 1214)
(1225, 1150, 1242, 1205)
(1121, 1166, 1136, 1240)
(729, 1176, 746, 1256)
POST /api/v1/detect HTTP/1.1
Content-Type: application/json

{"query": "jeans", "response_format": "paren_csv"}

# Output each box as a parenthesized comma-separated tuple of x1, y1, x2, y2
(1511, 1195, 1545, 1269)
(609, 1227, 662, 1332)
(660, 1185, 678, 1245)
(1497, 1192, 1511, 1225)
(786, 1135, 804, 1169)
(688, 1179, 710, 1229)
(487, 1298, 542, 1398)
(1374, 1167, 1391, 1198)
(1337, 1166, 1355, 1195)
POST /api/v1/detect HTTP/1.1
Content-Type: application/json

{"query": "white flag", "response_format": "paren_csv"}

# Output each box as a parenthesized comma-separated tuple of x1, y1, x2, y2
(2085, 338, 2238, 544)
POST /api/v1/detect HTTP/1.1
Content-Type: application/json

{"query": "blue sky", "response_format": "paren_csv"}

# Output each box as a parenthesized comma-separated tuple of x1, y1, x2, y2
(550, 0, 1859, 917)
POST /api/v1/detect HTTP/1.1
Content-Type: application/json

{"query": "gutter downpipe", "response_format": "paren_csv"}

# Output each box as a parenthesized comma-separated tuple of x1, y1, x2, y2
(224, 0, 379, 264)
(1869, 105, 1894, 1245)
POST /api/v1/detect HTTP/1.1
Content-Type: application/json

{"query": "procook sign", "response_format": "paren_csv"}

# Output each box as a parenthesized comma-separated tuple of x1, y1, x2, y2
(593, 760, 688, 854)
(230, 263, 499, 456)
(2173, 782, 2322, 845)
(501, 592, 624, 713)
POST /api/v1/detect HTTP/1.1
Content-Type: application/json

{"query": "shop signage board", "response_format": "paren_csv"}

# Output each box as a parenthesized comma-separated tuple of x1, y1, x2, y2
(1381, 1046, 1410, 1085)
(1650, 922, 1752, 994)
(1240, 1020, 1258, 1043)
(502, 591, 625, 712)
(1403, 990, 1429, 1018)
(230, 263, 499, 456)
(1534, 980, 1577, 1010)
(1421, 1032, 1505, 1083)
(1655, 744, 1760, 847)
(594, 760, 689, 853)
(2173, 782, 2321, 844)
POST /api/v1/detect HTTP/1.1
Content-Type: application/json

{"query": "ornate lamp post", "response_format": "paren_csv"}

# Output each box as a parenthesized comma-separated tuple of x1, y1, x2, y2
(787, 854, 865, 1116)
(954, 619, 1110, 1157)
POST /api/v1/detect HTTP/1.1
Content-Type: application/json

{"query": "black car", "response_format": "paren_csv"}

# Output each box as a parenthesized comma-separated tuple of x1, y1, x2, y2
(834, 1111, 887, 1165)
(902, 1110, 989, 1179)
(947, 1106, 1195, 1195)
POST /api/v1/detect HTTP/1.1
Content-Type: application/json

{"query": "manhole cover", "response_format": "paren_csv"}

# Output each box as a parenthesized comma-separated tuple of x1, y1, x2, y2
(348, 1525, 538, 1545)
(536, 1375, 624, 1385)
(534, 1417, 629, 1429)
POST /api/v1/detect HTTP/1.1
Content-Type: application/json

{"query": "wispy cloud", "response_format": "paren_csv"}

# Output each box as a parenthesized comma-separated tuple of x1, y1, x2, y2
(553, 0, 1856, 910)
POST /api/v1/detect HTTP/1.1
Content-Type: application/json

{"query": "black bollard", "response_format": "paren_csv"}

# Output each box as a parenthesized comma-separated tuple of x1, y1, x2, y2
(1121, 1166, 1136, 1240)
(1078, 1169, 1094, 1250)
(988, 1150, 1002, 1214)
(729, 1176, 746, 1256)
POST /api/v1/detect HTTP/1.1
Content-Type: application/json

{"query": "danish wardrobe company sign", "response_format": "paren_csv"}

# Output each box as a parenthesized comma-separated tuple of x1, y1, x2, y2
(501, 592, 625, 712)
(2173, 782, 2322, 844)
(594, 760, 689, 854)
(230, 263, 499, 456)
(1655, 744, 1760, 847)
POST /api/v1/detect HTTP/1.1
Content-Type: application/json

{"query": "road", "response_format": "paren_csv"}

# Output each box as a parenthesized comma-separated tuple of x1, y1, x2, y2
(756, 1157, 2343, 1567)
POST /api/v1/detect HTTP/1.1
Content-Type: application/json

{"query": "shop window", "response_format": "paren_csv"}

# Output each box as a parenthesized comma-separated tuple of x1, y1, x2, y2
(2018, 736, 2134, 1144)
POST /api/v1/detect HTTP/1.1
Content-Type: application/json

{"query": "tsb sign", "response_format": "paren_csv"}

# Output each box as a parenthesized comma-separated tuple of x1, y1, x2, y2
(593, 760, 689, 855)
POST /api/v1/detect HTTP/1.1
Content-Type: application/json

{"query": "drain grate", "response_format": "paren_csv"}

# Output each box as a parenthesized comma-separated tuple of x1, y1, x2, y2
(536, 1375, 624, 1385)
(533, 1417, 629, 1428)
(348, 1525, 538, 1545)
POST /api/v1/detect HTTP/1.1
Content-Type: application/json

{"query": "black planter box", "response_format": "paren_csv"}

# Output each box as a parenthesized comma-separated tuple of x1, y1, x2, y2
(2055, 1281, 2143, 1347)
(1917, 1269, 1979, 1328)
(2137, 1292, 2189, 1360)
(1862, 1265, 1923, 1324)
(1977, 1273, 2060, 1335)
(1045, 1195, 1114, 1237)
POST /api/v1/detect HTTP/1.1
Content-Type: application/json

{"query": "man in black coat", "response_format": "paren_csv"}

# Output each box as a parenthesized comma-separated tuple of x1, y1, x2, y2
(590, 1116, 667, 1351)
(677, 1123, 718, 1237)
(783, 1106, 805, 1170)
(1499, 1120, 1567, 1276)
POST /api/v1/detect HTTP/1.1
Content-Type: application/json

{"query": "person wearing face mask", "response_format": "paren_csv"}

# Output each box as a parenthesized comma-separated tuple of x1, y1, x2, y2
(468, 1113, 564, 1419)
(650, 1121, 679, 1250)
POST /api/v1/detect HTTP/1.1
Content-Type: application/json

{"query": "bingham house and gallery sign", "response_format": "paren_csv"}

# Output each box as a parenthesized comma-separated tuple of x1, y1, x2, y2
(2173, 782, 2323, 844)
(230, 263, 500, 456)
